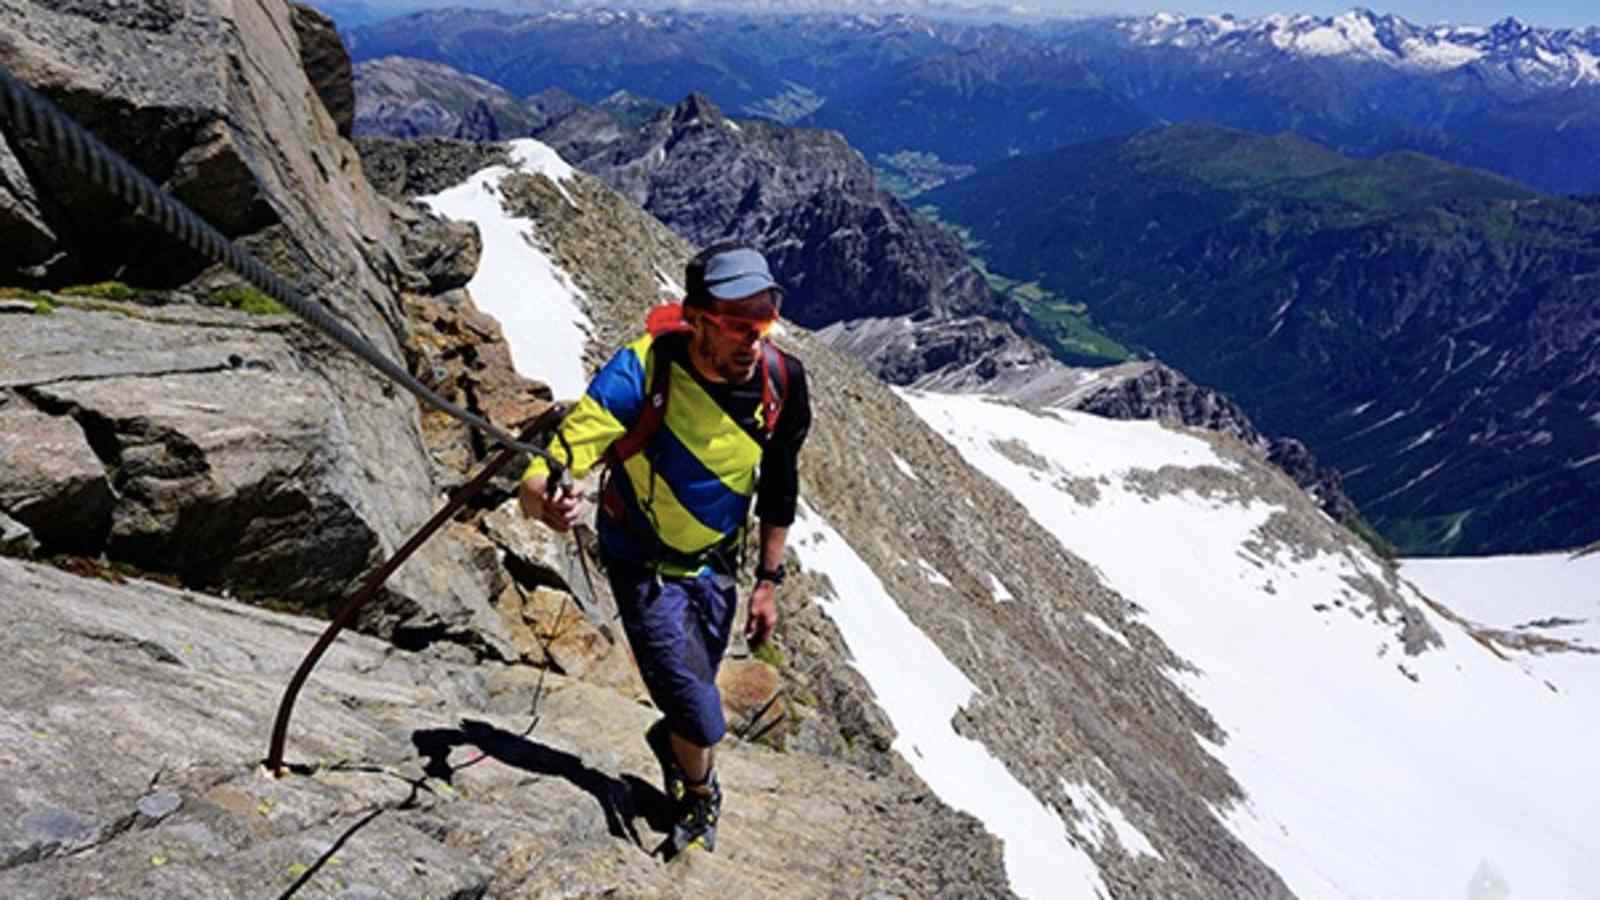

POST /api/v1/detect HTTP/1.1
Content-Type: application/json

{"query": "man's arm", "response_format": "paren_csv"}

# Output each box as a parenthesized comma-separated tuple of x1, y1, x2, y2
(519, 338, 654, 530)
(745, 520, 788, 646)
(747, 352, 811, 647)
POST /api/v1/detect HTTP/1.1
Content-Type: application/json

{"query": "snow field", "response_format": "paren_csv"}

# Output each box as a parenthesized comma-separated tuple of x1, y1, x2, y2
(904, 391, 1600, 900)
(418, 139, 592, 400)
(790, 504, 1111, 900)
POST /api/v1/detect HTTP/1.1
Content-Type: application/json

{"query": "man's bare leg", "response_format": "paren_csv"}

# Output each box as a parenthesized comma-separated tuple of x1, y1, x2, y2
(670, 732, 716, 793)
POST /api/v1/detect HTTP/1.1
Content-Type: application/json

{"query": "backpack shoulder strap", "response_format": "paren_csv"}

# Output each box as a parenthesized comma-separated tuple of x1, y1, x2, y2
(610, 337, 674, 465)
(760, 340, 789, 438)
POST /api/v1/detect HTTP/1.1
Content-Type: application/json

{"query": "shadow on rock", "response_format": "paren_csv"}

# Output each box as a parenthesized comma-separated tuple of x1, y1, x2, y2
(412, 718, 672, 849)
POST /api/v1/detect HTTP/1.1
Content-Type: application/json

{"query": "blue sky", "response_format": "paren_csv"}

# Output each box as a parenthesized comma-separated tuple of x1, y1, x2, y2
(1040, 2, 1596, 29)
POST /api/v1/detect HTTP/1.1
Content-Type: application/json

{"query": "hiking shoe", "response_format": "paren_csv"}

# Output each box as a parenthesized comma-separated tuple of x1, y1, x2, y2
(670, 775, 722, 854)
(645, 718, 684, 803)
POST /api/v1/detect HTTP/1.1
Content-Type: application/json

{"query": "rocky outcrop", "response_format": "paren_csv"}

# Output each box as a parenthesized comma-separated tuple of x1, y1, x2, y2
(354, 136, 510, 200)
(289, 3, 355, 139)
(0, 0, 403, 321)
(1065, 361, 1270, 447)
(386, 199, 482, 294)
(0, 393, 112, 552)
(0, 0, 539, 659)
(0, 298, 523, 658)
(820, 313, 1058, 388)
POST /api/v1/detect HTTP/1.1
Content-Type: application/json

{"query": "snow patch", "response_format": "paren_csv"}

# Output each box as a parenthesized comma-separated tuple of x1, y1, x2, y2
(1083, 613, 1133, 650)
(1061, 777, 1163, 859)
(789, 504, 1108, 900)
(988, 573, 1015, 603)
(419, 141, 590, 399)
(1402, 552, 1600, 715)
(891, 453, 922, 482)
(1401, 36, 1485, 69)
(917, 558, 953, 587)
(1401, 427, 1437, 452)
(509, 139, 578, 207)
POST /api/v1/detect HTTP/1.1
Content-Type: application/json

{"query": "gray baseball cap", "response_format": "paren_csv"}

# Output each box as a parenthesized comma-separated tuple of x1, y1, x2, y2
(699, 246, 783, 301)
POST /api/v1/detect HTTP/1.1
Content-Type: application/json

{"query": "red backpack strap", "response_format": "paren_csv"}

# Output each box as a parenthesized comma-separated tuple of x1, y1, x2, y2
(610, 341, 673, 465)
(601, 339, 673, 523)
(760, 340, 788, 438)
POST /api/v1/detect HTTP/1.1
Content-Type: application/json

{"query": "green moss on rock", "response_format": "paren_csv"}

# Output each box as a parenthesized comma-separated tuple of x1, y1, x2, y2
(211, 284, 287, 315)
(62, 281, 141, 301)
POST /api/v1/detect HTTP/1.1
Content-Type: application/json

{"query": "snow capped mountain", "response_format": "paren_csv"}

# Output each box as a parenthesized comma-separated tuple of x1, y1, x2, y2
(1122, 9, 1600, 86)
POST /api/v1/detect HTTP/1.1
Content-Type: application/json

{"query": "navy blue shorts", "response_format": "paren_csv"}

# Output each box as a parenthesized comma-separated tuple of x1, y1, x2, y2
(606, 561, 737, 747)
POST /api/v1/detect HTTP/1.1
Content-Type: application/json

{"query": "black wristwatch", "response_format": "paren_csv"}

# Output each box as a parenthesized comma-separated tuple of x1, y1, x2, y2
(754, 563, 786, 586)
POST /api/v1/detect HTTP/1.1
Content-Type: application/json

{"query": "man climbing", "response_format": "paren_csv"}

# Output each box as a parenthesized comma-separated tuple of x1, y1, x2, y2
(518, 243, 811, 856)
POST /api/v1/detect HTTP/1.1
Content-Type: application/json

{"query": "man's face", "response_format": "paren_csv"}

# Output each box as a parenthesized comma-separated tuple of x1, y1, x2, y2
(688, 289, 781, 383)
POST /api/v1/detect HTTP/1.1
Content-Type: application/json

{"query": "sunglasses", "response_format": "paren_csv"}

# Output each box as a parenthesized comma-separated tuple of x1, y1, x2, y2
(698, 309, 779, 343)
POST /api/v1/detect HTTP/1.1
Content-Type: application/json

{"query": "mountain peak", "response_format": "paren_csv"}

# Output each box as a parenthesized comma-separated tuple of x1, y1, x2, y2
(672, 92, 727, 126)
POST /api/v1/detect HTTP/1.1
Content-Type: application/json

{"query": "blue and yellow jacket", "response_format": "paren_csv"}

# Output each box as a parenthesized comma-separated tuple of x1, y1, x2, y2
(523, 331, 810, 573)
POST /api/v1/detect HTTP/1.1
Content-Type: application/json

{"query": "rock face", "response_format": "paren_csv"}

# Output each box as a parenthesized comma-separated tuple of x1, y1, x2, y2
(0, 556, 1009, 899)
(289, 3, 355, 138)
(0, 394, 113, 551)
(0, 0, 531, 659)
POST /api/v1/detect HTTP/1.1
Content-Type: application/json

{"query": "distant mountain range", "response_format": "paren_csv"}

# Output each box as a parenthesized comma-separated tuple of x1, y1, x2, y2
(923, 123, 1600, 555)
(338, 6, 1600, 196)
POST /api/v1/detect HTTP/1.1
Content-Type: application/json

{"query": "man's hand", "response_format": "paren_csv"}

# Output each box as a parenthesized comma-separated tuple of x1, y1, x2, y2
(519, 475, 581, 533)
(745, 580, 778, 646)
